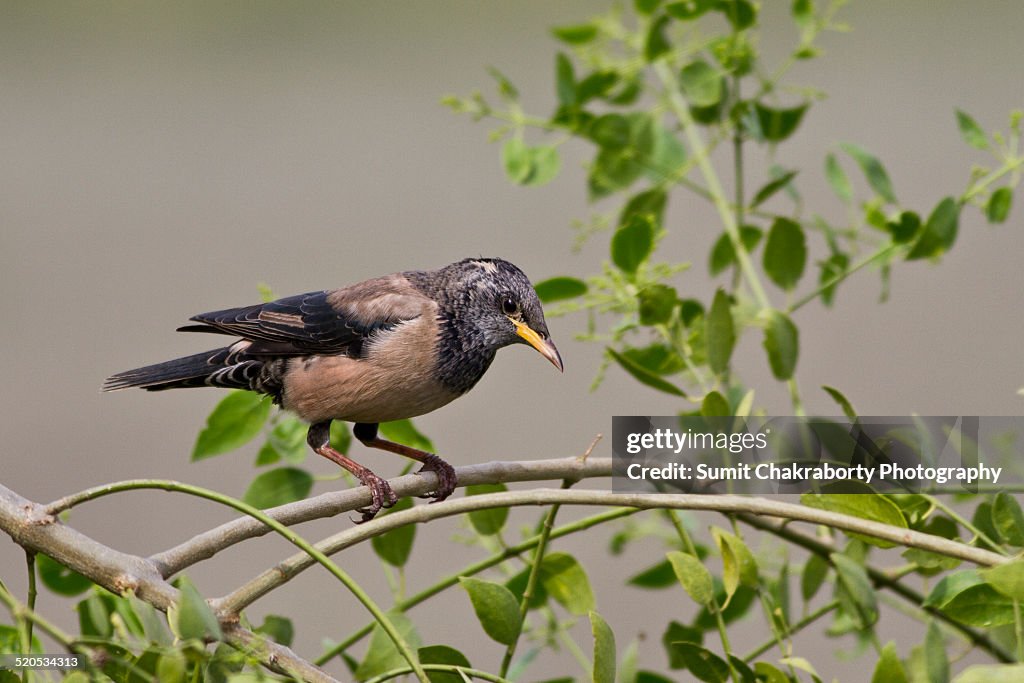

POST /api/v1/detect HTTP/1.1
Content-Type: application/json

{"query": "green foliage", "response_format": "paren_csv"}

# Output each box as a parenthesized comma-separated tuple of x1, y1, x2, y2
(459, 577, 522, 645)
(192, 390, 271, 461)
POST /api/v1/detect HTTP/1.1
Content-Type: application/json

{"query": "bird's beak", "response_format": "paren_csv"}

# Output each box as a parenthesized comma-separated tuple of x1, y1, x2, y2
(512, 320, 563, 372)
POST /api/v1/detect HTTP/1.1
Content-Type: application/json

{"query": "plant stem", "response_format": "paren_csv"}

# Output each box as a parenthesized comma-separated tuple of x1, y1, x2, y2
(315, 507, 637, 665)
(24, 550, 37, 654)
(363, 664, 511, 683)
(788, 242, 901, 314)
(928, 495, 1005, 555)
(49, 480, 428, 683)
(500, 501, 562, 678)
(742, 600, 840, 662)
(666, 510, 738, 683)
(655, 61, 771, 311)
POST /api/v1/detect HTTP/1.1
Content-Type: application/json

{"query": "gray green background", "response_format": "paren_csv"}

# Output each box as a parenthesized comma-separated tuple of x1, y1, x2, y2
(1, 2, 1021, 679)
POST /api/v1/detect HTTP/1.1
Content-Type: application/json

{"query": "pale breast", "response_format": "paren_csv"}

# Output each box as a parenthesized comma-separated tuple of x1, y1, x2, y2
(279, 314, 461, 424)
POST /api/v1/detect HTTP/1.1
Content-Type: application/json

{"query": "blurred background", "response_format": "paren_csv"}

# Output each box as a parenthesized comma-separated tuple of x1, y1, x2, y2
(1, 1, 1021, 679)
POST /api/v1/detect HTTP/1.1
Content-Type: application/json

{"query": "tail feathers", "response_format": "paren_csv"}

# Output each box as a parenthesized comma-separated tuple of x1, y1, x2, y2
(102, 348, 227, 392)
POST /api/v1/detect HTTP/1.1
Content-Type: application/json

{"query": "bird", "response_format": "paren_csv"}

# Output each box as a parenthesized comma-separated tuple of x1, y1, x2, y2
(103, 257, 562, 521)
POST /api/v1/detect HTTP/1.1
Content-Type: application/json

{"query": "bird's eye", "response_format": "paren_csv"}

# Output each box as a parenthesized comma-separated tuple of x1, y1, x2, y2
(501, 296, 519, 316)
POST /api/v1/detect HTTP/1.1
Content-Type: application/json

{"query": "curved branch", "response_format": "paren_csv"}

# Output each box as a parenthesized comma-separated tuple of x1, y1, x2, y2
(214, 486, 1006, 615)
(150, 456, 611, 577)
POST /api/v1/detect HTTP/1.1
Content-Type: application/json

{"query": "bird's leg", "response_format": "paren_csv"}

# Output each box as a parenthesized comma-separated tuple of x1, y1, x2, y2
(353, 422, 458, 503)
(307, 421, 397, 523)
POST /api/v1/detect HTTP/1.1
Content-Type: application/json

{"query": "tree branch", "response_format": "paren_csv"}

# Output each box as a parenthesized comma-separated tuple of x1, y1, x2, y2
(214, 485, 1006, 616)
(149, 456, 611, 578)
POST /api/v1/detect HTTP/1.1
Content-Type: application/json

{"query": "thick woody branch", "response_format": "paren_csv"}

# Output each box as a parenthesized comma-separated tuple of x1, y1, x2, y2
(150, 456, 611, 577)
(215, 485, 1007, 615)
(0, 483, 176, 610)
(225, 625, 340, 683)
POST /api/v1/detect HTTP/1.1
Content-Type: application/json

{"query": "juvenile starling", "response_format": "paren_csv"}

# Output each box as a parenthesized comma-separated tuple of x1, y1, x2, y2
(104, 258, 562, 521)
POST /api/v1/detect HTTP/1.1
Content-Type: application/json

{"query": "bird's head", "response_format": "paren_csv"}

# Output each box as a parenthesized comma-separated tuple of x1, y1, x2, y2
(440, 258, 563, 372)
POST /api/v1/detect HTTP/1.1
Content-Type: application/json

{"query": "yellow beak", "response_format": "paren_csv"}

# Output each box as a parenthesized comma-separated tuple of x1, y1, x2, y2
(512, 319, 563, 372)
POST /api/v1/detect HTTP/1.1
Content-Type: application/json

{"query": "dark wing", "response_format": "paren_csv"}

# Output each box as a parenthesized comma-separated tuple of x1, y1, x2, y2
(178, 274, 430, 356)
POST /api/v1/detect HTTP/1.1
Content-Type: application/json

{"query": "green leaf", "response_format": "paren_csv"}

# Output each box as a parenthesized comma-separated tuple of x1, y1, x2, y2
(955, 109, 990, 150)
(666, 551, 713, 605)
(679, 60, 723, 108)
(753, 662, 790, 683)
(37, 554, 92, 597)
(466, 483, 509, 536)
(825, 152, 853, 204)
(501, 140, 562, 187)
(665, 642, 730, 682)
(700, 391, 730, 418)
(371, 497, 416, 567)
(502, 138, 531, 184)
(254, 615, 294, 647)
(168, 576, 221, 642)
(540, 552, 596, 616)
(589, 114, 632, 150)
(459, 577, 522, 645)
(709, 226, 762, 276)
(666, 0, 716, 21)
(762, 310, 799, 380)
(638, 284, 678, 325)
(801, 492, 908, 548)
(591, 611, 616, 683)
(872, 641, 909, 683)
(612, 214, 655, 275)
(622, 343, 685, 376)
(991, 492, 1024, 546)
(938, 583, 1017, 627)
(840, 142, 898, 204)
(486, 66, 519, 102)
(257, 416, 307, 466)
(555, 52, 576, 106)
(801, 553, 829, 603)
(380, 419, 434, 452)
(242, 466, 313, 509)
(982, 560, 1024, 600)
(925, 570, 984, 608)
(635, 0, 662, 15)
(987, 187, 1013, 223)
(754, 103, 808, 142)
(752, 169, 798, 207)
(763, 217, 807, 290)
(578, 71, 620, 105)
(887, 210, 921, 244)
(627, 559, 677, 589)
(718, 0, 756, 29)
(505, 567, 548, 609)
(706, 289, 735, 376)
(822, 385, 858, 420)
(906, 196, 961, 260)
(535, 277, 587, 304)
(954, 665, 1024, 683)
(644, 15, 672, 62)
(330, 420, 351, 454)
(712, 528, 758, 607)
(662, 621, 703, 668)
(620, 188, 668, 230)
(607, 347, 687, 396)
(419, 645, 472, 683)
(527, 146, 561, 186)
(925, 620, 949, 683)
(356, 611, 422, 680)
(552, 23, 598, 45)
(192, 390, 272, 460)
(831, 553, 878, 629)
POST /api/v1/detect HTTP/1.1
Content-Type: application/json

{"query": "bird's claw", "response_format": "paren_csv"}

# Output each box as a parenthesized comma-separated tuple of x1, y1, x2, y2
(351, 472, 398, 523)
(416, 454, 457, 503)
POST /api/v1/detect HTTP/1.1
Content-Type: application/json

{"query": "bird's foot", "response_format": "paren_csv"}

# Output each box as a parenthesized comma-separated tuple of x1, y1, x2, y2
(352, 472, 398, 523)
(416, 454, 457, 503)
